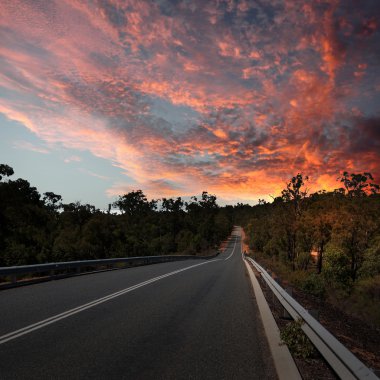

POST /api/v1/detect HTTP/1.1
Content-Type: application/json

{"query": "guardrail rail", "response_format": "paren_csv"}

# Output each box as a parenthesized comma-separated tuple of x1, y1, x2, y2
(0, 252, 219, 289)
(245, 255, 379, 380)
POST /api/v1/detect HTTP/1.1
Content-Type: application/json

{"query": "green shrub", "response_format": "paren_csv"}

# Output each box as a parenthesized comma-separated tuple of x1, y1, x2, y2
(295, 251, 311, 270)
(280, 318, 315, 359)
(359, 238, 380, 279)
(299, 273, 326, 299)
(289, 269, 309, 287)
(356, 275, 380, 301)
(323, 244, 353, 292)
(263, 237, 281, 257)
(348, 275, 380, 327)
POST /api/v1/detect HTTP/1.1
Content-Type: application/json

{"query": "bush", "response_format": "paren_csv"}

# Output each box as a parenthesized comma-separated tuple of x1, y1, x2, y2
(357, 275, 380, 301)
(295, 251, 311, 270)
(299, 273, 326, 299)
(348, 275, 380, 327)
(280, 318, 315, 359)
(323, 244, 352, 292)
(359, 238, 380, 279)
(263, 237, 281, 257)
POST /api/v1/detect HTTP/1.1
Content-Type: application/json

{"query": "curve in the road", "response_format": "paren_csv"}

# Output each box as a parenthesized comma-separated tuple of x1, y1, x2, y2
(0, 227, 277, 379)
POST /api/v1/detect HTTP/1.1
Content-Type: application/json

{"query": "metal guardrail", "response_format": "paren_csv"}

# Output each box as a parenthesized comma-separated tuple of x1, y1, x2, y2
(0, 253, 219, 288)
(245, 256, 379, 380)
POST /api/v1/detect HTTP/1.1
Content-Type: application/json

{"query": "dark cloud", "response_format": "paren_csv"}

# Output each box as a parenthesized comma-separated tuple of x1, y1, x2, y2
(95, 1, 128, 27)
(348, 116, 380, 154)
(156, 0, 182, 17)
(62, 78, 150, 122)
(89, 52, 120, 69)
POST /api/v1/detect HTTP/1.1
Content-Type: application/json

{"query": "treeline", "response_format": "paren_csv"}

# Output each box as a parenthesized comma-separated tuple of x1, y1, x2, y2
(3, 159, 379, 306)
(242, 172, 380, 323)
(0, 164, 233, 267)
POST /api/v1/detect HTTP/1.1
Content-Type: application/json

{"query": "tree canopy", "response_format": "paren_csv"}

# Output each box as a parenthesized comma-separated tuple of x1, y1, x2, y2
(0, 164, 233, 266)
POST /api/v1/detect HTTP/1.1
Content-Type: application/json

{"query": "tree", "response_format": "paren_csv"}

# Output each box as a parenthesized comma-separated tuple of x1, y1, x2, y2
(184, 191, 221, 249)
(281, 174, 309, 270)
(185, 191, 218, 212)
(281, 173, 309, 216)
(333, 203, 376, 283)
(199, 191, 218, 209)
(313, 214, 333, 274)
(335, 172, 380, 282)
(7, 178, 41, 205)
(79, 214, 116, 259)
(307, 193, 335, 274)
(161, 197, 184, 213)
(160, 197, 185, 248)
(43, 192, 63, 212)
(114, 190, 155, 217)
(61, 202, 97, 232)
(0, 164, 14, 181)
(0, 170, 52, 265)
(338, 172, 380, 197)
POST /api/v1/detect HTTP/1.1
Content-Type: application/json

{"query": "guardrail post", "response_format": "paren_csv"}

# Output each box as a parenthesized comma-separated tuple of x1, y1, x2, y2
(282, 287, 293, 319)
(11, 275, 17, 284)
(262, 276, 267, 289)
(275, 277, 283, 314)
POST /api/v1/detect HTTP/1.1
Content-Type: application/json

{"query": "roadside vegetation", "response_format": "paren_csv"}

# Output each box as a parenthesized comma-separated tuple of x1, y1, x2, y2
(240, 172, 380, 327)
(1, 162, 379, 326)
(0, 164, 233, 267)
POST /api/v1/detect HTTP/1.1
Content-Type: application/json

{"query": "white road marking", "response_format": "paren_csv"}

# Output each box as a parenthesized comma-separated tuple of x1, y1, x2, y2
(0, 259, 218, 345)
(224, 235, 238, 261)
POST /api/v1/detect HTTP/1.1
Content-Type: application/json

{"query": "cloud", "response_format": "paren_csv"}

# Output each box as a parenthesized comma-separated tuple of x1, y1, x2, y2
(347, 116, 380, 154)
(78, 168, 109, 181)
(0, 0, 379, 201)
(64, 155, 82, 163)
(13, 140, 50, 154)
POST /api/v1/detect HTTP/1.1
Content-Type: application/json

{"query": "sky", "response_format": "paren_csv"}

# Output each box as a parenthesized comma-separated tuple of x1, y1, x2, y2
(1, 0, 379, 209)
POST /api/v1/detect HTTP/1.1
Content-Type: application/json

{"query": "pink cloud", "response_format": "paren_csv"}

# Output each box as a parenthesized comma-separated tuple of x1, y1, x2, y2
(0, 0, 379, 201)
(13, 140, 50, 154)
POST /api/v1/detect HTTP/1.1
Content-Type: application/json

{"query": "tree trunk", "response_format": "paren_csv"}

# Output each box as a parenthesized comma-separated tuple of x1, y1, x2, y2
(317, 242, 324, 274)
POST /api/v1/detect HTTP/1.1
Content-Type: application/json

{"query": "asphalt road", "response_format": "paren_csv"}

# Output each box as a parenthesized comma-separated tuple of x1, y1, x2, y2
(0, 226, 276, 379)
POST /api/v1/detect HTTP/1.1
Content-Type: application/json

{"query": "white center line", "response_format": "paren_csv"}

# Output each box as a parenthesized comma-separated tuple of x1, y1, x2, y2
(0, 259, 218, 345)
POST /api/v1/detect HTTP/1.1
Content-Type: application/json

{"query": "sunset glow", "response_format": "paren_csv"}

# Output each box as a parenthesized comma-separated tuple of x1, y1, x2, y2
(1, 0, 379, 206)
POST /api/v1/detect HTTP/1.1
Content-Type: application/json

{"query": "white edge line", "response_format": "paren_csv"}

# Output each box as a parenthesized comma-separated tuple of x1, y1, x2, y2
(224, 236, 238, 261)
(0, 259, 218, 345)
(243, 258, 302, 380)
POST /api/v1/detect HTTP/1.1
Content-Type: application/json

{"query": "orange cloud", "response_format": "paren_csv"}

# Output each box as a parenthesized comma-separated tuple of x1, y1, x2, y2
(0, 0, 379, 204)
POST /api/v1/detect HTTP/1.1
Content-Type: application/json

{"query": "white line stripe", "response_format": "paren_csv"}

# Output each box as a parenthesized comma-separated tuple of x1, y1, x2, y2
(224, 236, 238, 261)
(0, 259, 218, 345)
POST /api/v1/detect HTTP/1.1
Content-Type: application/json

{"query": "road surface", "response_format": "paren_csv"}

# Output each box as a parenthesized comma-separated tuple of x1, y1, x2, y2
(0, 227, 276, 379)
